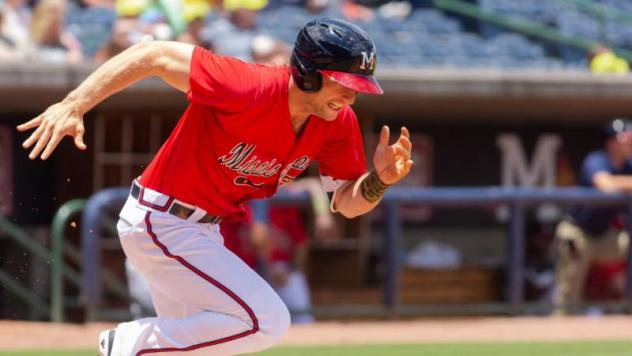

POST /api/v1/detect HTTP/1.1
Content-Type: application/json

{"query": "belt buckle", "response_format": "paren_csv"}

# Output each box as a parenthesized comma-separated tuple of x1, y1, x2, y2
(169, 203, 193, 220)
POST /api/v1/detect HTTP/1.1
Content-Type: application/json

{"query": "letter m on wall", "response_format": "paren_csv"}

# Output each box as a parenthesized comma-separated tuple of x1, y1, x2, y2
(496, 133, 562, 187)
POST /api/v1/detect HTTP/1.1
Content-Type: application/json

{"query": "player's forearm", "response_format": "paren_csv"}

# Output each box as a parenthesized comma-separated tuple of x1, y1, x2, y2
(594, 174, 632, 192)
(333, 170, 390, 218)
(62, 42, 173, 114)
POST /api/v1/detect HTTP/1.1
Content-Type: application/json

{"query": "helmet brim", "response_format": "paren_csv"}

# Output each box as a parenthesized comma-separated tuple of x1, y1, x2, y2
(320, 70, 384, 95)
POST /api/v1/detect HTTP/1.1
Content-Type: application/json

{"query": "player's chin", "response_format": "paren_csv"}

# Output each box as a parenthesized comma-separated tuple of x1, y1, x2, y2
(317, 108, 339, 121)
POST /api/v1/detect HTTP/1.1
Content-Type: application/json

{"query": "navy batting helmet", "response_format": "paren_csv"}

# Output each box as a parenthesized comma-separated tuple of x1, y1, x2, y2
(290, 18, 383, 94)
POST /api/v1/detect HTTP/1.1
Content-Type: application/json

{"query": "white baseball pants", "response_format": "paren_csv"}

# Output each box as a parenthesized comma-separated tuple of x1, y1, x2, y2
(111, 185, 290, 355)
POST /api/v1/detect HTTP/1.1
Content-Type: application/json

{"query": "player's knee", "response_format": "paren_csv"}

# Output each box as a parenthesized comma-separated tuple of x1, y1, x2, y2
(258, 298, 291, 343)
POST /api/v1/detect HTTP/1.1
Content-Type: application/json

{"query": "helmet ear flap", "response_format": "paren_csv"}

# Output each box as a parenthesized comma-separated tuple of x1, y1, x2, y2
(290, 51, 323, 93)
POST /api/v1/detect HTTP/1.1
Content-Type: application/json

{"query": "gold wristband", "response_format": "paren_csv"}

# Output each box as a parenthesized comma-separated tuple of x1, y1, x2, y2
(360, 170, 391, 203)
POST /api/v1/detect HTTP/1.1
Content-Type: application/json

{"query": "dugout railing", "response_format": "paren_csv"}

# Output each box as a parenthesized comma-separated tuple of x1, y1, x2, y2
(76, 186, 632, 320)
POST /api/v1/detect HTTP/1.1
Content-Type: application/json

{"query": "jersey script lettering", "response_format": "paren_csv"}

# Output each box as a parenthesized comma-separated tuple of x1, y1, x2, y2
(218, 142, 283, 178)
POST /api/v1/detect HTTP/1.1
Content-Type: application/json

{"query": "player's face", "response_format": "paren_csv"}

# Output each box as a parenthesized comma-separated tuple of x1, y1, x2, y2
(609, 133, 632, 159)
(310, 76, 357, 121)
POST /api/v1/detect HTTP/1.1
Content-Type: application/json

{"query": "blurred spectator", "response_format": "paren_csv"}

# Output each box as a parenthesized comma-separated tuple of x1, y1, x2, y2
(176, 0, 213, 48)
(200, 0, 267, 61)
(116, 0, 186, 37)
(1, 0, 37, 58)
(304, 0, 326, 13)
(590, 45, 630, 75)
(341, 0, 373, 22)
(553, 118, 632, 315)
(30, 0, 84, 63)
(250, 34, 289, 64)
(94, 17, 141, 60)
(0, 9, 23, 60)
(176, 15, 206, 46)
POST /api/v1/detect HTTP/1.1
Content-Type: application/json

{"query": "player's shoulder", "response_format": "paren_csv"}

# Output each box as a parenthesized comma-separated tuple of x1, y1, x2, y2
(584, 150, 608, 165)
(583, 150, 611, 173)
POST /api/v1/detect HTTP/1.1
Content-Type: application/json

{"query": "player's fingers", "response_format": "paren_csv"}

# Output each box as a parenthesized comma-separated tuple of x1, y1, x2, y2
(22, 124, 45, 149)
(29, 125, 53, 160)
(41, 131, 64, 160)
(398, 145, 411, 161)
(401, 126, 410, 139)
(379, 125, 390, 146)
(16, 116, 43, 132)
(404, 159, 414, 174)
(74, 122, 86, 150)
(398, 134, 412, 151)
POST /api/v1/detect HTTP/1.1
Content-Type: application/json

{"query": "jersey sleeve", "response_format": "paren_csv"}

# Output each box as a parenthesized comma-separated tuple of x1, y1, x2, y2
(582, 151, 610, 186)
(187, 46, 261, 112)
(316, 108, 367, 192)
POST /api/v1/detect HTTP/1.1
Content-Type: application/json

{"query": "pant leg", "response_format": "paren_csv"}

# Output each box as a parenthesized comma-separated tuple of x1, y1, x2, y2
(125, 260, 156, 319)
(553, 220, 593, 313)
(114, 197, 290, 356)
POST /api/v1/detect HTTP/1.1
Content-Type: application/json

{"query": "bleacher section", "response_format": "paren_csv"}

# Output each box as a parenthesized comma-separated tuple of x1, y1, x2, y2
(58, 0, 632, 70)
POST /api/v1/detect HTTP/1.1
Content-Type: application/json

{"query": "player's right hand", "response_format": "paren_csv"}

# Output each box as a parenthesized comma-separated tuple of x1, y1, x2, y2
(16, 102, 87, 160)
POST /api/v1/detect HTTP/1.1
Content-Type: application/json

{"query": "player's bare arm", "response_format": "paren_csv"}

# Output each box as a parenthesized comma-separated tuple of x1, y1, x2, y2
(16, 41, 194, 160)
(333, 126, 413, 218)
(593, 172, 632, 192)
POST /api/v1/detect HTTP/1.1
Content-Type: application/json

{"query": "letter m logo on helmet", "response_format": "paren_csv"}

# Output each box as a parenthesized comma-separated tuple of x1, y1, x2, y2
(290, 18, 384, 94)
(360, 51, 376, 71)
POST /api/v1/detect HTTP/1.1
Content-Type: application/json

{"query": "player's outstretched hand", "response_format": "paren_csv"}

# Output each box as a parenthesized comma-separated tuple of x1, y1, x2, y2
(373, 126, 413, 185)
(16, 102, 87, 160)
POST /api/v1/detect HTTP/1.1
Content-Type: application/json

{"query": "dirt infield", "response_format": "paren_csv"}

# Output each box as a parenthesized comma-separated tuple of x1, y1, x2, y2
(1, 316, 632, 349)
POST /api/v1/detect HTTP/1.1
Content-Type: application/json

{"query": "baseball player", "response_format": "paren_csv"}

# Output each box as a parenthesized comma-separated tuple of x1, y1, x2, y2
(17, 18, 413, 355)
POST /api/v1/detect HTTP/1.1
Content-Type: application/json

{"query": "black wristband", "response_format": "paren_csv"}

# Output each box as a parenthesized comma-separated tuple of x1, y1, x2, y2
(360, 170, 391, 203)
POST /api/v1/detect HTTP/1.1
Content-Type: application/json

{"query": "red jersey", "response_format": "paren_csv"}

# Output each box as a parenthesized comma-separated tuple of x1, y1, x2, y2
(140, 47, 366, 220)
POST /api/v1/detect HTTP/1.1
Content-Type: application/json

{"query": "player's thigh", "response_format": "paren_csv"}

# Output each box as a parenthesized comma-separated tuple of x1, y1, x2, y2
(139, 214, 285, 323)
(147, 282, 188, 318)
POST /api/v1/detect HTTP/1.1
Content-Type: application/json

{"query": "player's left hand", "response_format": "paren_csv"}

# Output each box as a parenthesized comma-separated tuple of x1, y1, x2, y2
(373, 126, 413, 185)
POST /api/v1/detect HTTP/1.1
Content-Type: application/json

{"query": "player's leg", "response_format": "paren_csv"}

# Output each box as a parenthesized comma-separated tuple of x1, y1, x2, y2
(589, 229, 629, 299)
(113, 202, 290, 356)
(553, 219, 592, 314)
(125, 259, 156, 319)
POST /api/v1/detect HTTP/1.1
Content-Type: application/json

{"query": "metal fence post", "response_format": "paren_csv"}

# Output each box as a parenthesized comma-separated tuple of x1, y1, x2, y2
(81, 188, 128, 321)
(507, 201, 525, 311)
(383, 201, 401, 310)
(50, 199, 86, 322)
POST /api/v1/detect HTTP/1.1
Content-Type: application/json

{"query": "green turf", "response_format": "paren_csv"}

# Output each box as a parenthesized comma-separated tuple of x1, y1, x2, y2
(3, 341, 632, 356)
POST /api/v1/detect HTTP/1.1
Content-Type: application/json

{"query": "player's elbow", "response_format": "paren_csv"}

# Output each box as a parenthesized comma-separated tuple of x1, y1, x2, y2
(337, 206, 360, 219)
